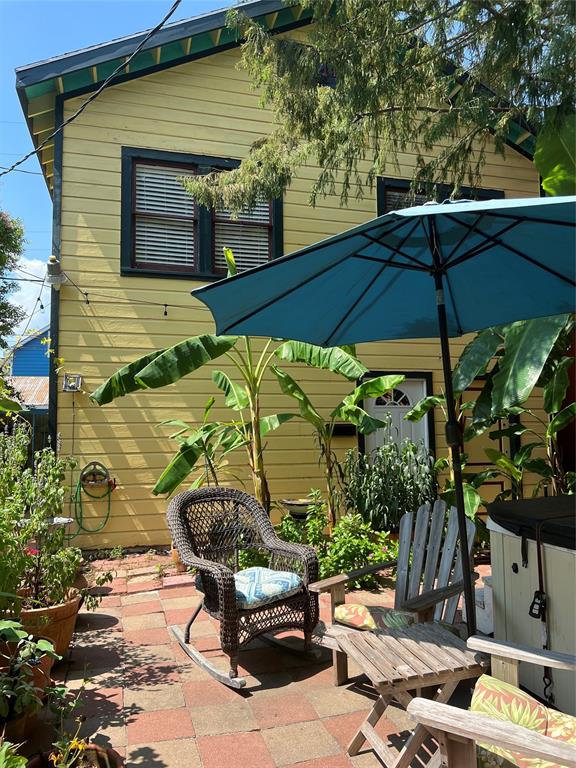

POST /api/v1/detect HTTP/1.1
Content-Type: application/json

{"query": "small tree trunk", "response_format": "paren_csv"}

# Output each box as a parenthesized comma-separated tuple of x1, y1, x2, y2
(249, 393, 271, 514)
(323, 436, 337, 527)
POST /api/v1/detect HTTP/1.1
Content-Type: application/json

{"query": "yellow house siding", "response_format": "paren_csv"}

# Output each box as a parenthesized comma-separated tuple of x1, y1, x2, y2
(56, 47, 541, 548)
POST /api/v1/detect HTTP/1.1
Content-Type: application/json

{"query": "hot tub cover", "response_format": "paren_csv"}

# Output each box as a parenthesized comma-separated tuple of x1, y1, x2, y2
(488, 496, 575, 550)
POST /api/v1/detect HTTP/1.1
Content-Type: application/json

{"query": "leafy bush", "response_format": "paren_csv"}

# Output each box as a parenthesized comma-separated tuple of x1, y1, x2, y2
(342, 421, 436, 531)
(276, 491, 397, 589)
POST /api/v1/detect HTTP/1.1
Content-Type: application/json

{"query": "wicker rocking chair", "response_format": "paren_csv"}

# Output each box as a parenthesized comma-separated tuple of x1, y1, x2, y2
(167, 487, 320, 688)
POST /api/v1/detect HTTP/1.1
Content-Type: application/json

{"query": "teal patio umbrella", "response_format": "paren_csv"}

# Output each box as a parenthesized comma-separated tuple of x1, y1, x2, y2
(193, 195, 576, 633)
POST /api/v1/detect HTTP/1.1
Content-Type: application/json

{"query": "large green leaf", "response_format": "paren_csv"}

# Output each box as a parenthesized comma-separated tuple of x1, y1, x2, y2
(485, 448, 522, 483)
(135, 335, 238, 389)
(271, 366, 325, 431)
(491, 316, 569, 415)
(547, 402, 576, 437)
(212, 370, 250, 410)
(543, 357, 573, 415)
(405, 395, 444, 422)
(452, 328, 502, 393)
(441, 484, 482, 520)
(275, 341, 368, 380)
(512, 442, 542, 467)
(333, 403, 386, 434)
(152, 440, 204, 495)
(0, 396, 21, 412)
(258, 413, 297, 436)
(90, 348, 166, 405)
(223, 247, 237, 276)
(343, 374, 405, 406)
(534, 111, 576, 196)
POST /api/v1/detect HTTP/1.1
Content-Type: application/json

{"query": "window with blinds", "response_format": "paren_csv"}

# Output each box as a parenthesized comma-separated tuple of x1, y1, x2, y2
(122, 149, 280, 278)
(382, 186, 428, 214)
(133, 163, 197, 271)
(213, 198, 271, 273)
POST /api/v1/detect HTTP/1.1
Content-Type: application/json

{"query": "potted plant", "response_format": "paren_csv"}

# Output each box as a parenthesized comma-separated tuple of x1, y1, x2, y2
(0, 621, 59, 741)
(0, 422, 112, 655)
(0, 739, 28, 768)
(26, 683, 123, 768)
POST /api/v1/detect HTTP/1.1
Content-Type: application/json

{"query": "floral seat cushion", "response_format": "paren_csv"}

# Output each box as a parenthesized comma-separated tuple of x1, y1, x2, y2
(234, 566, 303, 609)
(471, 673, 576, 768)
(334, 603, 414, 630)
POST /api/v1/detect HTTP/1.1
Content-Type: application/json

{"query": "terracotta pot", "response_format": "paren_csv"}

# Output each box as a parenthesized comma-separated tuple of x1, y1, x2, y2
(2, 709, 38, 742)
(20, 592, 82, 656)
(27, 745, 124, 767)
(0, 639, 55, 695)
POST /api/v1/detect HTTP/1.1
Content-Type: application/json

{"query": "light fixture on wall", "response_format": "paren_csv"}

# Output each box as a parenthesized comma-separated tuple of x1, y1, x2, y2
(46, 255, 67, 290)
(62, 373, 82, 392)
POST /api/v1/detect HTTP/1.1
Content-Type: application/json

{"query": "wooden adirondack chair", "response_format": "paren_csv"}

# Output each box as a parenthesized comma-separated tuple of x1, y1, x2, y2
(310, 500, 476, 685)
(408, 636, 576, 768)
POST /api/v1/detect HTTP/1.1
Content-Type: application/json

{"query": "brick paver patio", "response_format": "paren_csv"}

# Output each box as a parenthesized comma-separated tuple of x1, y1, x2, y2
(24, 555, 490, 767)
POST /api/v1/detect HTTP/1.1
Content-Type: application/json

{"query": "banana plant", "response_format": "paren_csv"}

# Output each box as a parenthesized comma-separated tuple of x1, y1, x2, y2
(272, 366, 405, 525)
(90, 249, 374, 512)
(153, 397, 248, 495)
(405, 313, 575, 507)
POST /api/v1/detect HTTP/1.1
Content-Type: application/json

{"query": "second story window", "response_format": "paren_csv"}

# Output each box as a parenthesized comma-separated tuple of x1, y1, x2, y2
(134, 163, 197, 271)
(121, 148, 283, 280)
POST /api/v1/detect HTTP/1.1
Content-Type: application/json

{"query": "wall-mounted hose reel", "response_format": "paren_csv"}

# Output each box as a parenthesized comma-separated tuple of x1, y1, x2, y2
(70, 461, 116, 536)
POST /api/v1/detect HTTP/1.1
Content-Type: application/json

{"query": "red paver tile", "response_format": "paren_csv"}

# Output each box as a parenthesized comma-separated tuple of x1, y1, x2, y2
(322, 710, 368, 750)
(285, 757, 353, 768)
(100, 595, 122, 608)
(164, 607, 208, 625)
(185, 634, 221, 652)
(124, 628, 171, 646)
(160, 585, 199, 598)
(250, 692, 319, 730)
(162, 574, 195, 587)
(122, 600, 163, 617)
(123, 662, 180, 687)
(197, 731, 275, 768)
(126, 580, 160, 594)
(109, 578, 127, 594)
(291, 665, 335, 688)
(126, 708, 194, 744)
(182, 678, 242, 707)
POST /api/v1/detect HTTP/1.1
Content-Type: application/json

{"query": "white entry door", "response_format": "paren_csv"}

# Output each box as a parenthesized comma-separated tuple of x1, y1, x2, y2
(364, 378, 430, 456)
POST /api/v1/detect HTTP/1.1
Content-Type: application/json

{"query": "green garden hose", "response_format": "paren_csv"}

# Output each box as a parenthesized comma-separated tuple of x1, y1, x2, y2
(69, 461, 115, 537)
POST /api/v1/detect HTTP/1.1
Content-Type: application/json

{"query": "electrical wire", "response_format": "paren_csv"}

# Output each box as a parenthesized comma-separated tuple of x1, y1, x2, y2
(63, 270, 195, 312)
(0, 165, 43, 176)
(0, 0, 182, 179)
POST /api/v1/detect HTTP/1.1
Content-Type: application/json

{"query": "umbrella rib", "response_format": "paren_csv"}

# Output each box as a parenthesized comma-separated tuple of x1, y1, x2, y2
(218, 256, 350, 334)
(324, 219, 426, 344)
(445, 212, 488, 262)
(359, 219, 428, 268)
(353, 253, 427, 272)
(443, 217, 522, 268)
(443, 269, 464, 336)
(442, 213, 576, 286)
(323, 261, 390, 346)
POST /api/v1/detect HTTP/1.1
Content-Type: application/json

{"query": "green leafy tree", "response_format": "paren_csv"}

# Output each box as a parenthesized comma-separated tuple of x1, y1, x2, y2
(0, 212, 25, 348)
(185, 1, 575, 211)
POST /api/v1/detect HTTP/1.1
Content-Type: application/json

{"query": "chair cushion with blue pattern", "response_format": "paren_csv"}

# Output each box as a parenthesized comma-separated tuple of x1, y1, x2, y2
(234, 566, 303, 609)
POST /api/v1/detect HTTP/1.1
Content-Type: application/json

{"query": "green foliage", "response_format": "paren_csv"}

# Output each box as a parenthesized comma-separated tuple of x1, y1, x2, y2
(408, 314, 575, 503)
(534, 109, 576, 196)
(276, 491, 397, 589)
(0, 619, 59, 723)
(0, 212, 25, 349)
(0, 740, 28, 768)
(272, 366, 404, 523)
(186, 2, 575, 213)
(342, 424, 437, 530)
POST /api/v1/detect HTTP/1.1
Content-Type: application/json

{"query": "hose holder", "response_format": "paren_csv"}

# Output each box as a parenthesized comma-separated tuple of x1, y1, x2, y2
(79, 461, 117, 493)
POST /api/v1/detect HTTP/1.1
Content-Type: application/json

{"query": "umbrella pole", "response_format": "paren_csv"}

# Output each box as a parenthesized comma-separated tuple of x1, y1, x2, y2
(434, 276, 477, 636)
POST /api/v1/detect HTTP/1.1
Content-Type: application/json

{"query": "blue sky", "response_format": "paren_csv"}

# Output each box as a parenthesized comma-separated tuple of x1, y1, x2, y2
(0, 0, 225, 345)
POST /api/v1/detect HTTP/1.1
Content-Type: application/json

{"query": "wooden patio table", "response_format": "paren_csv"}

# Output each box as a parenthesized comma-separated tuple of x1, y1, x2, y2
(337, 622, 488, 767)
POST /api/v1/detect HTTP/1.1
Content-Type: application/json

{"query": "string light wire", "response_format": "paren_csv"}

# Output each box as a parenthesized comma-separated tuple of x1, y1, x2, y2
(0, 0, 182, 178)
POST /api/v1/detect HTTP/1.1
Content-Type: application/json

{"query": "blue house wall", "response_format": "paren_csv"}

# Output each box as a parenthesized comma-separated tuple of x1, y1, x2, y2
(12, 333, 49, 376)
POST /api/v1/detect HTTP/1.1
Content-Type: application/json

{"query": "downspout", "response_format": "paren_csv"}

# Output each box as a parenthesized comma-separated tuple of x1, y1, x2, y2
(48, 95, 64, 449)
